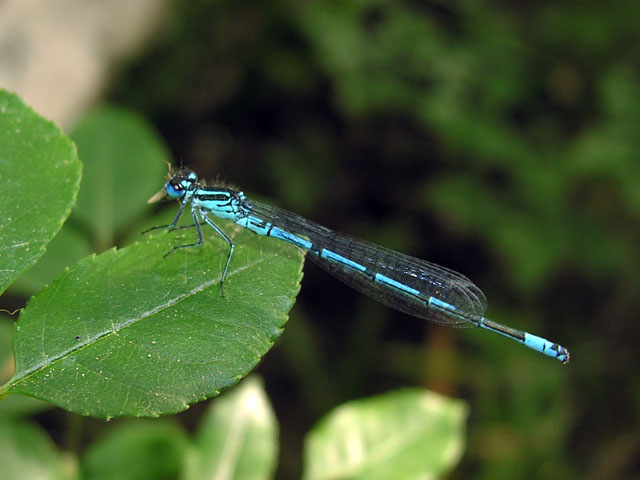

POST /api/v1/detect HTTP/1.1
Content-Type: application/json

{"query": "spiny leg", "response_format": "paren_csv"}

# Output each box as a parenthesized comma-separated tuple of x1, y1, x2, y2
(200, 212, 234, 297)
(162, 206, 204, 257)
(142, 201, 188, 235)
(145, 200, 234, 296)
(166, 222, 205, 231)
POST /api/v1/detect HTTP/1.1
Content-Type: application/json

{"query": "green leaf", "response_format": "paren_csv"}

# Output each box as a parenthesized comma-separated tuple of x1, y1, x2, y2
(70, 106, 169, 248)
(81, 420, 188, 480)
(2, 226, 304, 418)
(0, 419, 68, 480)
(303, 389, 467, 480)
(9, 106, 169, 295)
(0, 90, 81, 295)
(1, 317, 51, 416)
(183, 376, 278, 480)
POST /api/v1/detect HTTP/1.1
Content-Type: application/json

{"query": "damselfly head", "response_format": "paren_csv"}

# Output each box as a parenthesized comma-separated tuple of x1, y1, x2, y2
(149, 169, 198, 203)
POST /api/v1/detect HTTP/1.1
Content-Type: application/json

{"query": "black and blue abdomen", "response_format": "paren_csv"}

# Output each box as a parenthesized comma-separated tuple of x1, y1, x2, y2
(244, 198, 487, 327)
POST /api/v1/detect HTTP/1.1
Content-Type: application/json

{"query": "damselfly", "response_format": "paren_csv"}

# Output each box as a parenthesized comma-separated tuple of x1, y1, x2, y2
(146, 169, 570, 363)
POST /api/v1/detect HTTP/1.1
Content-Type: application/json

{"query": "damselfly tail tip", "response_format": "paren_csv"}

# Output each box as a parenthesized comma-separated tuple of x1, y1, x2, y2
(561, 349, 570, 365)
(556, 345, 570, 364)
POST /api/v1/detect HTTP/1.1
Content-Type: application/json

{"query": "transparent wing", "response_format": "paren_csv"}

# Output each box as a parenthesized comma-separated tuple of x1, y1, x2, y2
(245, 199, 487, 328)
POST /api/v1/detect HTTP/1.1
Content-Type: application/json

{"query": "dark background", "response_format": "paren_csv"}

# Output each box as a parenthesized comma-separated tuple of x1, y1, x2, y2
(27, 1, 640, 478)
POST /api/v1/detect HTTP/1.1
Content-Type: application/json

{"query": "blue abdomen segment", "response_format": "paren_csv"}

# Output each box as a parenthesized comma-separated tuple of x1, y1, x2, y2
(268, 227, 312, 250)
(320, 249, 367, 273)
(375, 273, 421, 296)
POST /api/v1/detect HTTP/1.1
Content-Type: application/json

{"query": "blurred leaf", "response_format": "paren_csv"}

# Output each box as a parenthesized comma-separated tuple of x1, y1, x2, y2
(70, 106, 170, 248)
(1, 226, 303, 418)
(421, 175, 564, 291)
(303, 389, 467, 480)
(0, 419, 68, 480)
(0, 393, 53, 419)
(81, 420, 187, 480)
(183, 376, 278, 480)
(0, 90, 81, 296)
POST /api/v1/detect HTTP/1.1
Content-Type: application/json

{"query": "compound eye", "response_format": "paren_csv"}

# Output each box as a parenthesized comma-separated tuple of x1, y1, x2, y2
(165, 179, 185, 198)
